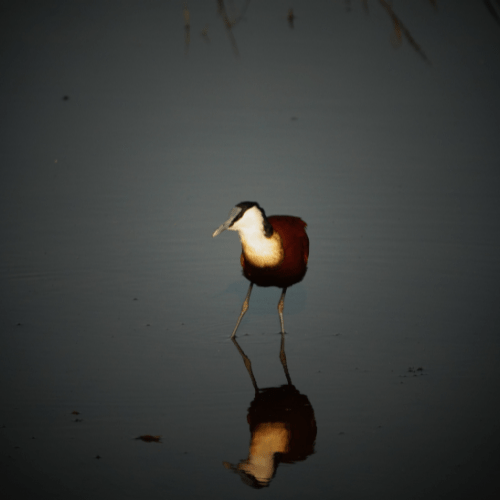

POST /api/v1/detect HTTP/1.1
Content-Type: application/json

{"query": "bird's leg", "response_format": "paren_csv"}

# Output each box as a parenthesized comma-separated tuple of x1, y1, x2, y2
(279, 331, 293, 385)
(277, 287, 287, 334)
(231, 282, 253, 338)
(231, 337, 259, 393)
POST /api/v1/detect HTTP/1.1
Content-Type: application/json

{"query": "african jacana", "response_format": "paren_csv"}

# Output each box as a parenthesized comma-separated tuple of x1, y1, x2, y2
(213, 202, 309, 338)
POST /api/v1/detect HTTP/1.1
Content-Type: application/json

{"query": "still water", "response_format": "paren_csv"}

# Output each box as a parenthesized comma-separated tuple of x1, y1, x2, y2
(1, 1, 500, 498)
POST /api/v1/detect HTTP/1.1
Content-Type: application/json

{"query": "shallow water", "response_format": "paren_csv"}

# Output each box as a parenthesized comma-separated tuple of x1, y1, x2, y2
(1, 1, 500, 498)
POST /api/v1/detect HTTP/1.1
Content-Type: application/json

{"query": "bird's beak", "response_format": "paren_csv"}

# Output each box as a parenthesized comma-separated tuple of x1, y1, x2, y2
(212, 206, 242, 237)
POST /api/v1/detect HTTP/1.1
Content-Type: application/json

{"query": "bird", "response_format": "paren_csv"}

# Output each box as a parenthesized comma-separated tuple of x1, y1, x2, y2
(213, 201, 309, 338)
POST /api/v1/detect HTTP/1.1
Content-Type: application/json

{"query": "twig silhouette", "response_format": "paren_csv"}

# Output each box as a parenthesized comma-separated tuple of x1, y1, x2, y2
(216, 0, 251, 56)
(378, 0, 431, 64)
(483, 0, 500, 25)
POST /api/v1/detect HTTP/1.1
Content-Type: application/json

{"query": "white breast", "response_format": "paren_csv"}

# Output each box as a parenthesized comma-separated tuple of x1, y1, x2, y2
(228, 206, 284, 267)
(240, 230, 283, 267)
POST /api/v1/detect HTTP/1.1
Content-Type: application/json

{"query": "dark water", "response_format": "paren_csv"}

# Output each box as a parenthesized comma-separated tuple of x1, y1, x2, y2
(1, 1, 500, 498)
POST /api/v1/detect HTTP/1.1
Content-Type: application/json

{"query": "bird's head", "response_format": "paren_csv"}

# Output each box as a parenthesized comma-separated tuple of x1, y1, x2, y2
(213, 202, 273, 238)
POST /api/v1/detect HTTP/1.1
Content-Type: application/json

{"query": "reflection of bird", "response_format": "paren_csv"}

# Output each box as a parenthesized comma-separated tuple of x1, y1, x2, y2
(223, 336, 317, 488)
(213, 202, 309, 337)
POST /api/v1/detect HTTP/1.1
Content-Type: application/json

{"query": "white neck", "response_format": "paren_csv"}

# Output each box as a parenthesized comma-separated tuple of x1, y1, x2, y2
(229, 206, 283, 267)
